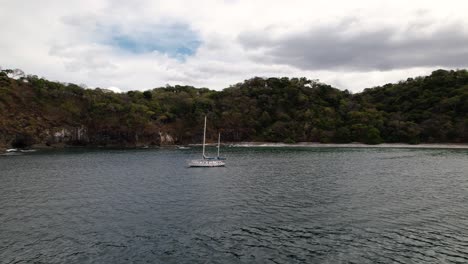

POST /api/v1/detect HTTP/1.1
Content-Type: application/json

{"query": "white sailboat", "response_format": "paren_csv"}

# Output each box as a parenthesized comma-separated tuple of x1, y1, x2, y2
(189, 116, 225, 167)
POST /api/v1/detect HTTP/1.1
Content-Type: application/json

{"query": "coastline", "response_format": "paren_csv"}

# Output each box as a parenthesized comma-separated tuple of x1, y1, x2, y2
(226, 142, 468, 149)
(2, 142, 468, 154)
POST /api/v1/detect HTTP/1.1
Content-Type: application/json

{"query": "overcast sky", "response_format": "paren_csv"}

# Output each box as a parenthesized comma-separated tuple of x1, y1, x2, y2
(1, 0, 468, 92)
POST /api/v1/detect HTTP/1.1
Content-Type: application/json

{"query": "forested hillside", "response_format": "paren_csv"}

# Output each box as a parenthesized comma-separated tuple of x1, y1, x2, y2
(0, 68, 467, 149)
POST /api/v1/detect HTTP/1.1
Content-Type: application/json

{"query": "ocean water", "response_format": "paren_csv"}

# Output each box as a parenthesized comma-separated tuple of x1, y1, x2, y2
(1, 147, 468, 263)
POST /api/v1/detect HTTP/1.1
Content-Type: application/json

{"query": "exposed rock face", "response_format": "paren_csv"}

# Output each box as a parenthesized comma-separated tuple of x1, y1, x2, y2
(47, 126, 89, 145)
(159, 131, 175, 145)
(1, 126, 177, 149)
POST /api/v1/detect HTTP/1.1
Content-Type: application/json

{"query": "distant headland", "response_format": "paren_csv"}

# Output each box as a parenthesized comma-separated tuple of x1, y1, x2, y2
(0, 68, 467, 151)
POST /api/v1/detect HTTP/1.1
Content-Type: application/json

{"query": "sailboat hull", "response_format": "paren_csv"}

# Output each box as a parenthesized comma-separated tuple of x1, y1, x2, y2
(189, 159, 225, 167)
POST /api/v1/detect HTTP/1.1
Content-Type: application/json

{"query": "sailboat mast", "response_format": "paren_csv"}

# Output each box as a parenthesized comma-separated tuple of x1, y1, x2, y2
(217, 133, 220, 157)
(202, 115, 207, 158)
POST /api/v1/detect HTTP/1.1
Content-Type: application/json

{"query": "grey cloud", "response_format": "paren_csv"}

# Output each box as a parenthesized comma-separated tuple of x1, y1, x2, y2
(238, 20, 468, 71)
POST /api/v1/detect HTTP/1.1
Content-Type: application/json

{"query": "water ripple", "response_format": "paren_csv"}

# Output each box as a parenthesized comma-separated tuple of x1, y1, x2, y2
(0, 147, 467, 263)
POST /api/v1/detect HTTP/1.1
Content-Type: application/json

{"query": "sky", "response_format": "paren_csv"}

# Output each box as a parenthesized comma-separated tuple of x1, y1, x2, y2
(1, 0, 468, 92)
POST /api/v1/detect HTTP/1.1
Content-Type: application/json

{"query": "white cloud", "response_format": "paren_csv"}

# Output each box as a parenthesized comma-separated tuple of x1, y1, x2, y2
(1, 0, 468, 92)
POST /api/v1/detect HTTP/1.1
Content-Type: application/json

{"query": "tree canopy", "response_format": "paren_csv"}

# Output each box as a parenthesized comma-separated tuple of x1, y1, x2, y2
(0, 68, 467, 148)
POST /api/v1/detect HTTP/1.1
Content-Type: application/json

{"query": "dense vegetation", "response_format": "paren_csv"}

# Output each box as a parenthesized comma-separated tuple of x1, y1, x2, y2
(0, 68, 467, 148)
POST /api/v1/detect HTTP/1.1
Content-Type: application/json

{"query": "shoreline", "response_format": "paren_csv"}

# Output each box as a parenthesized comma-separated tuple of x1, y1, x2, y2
(224, 142, 468, 149)
(2, 142, 468, 154)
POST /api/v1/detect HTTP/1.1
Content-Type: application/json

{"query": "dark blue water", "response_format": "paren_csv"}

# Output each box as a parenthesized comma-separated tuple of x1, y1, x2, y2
(1, 147, 468, 263)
